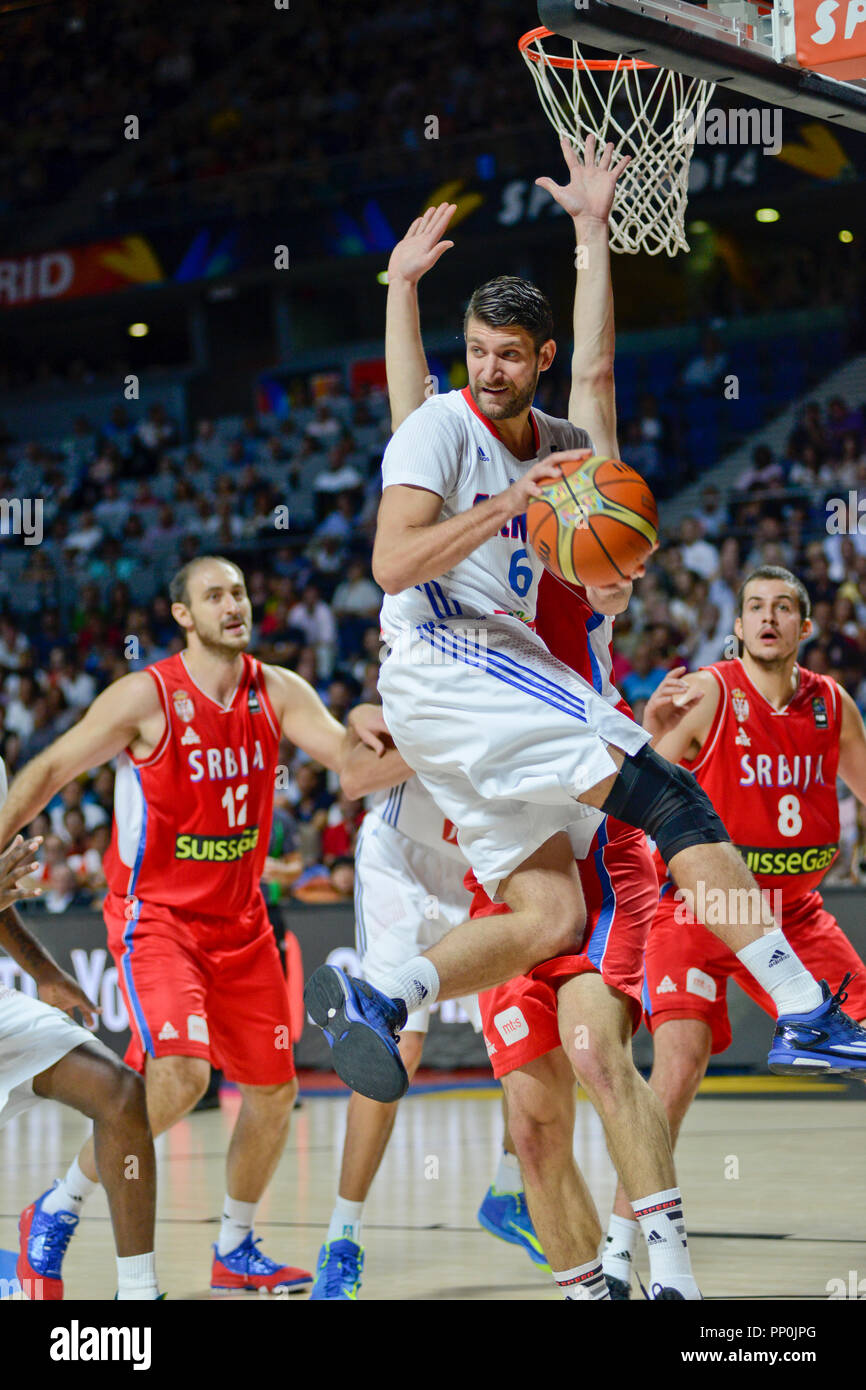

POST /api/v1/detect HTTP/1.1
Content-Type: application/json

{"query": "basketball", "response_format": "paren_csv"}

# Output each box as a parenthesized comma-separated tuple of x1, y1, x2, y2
(527, 454, 659, 588)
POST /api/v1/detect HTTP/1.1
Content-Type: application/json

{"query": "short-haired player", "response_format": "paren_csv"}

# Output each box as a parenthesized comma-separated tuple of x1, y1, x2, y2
(605, 566, 866, 1295)
(306, 138, 866, 1152)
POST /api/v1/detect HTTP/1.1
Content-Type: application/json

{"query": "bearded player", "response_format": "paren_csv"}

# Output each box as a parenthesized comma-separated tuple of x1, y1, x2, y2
(370, 175, 704, 1301)
(0, 554, 407, 1298)
(604, 565, 866, 1297)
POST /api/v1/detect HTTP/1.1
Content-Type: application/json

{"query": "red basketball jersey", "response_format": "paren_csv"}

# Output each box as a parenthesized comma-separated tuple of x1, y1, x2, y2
(684, 657, 841, 904)
(536, 570, 633, 719)
(103, 652, 282, 916)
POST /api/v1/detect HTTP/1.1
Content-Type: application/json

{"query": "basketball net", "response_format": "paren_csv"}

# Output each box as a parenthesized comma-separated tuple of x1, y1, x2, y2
(519, 27, 716, 257)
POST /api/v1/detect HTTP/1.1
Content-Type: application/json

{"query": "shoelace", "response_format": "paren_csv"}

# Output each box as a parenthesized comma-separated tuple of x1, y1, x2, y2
(36, 1216, 78, 1270)
(824, 972, 864, 1033)
(232, 1236, 278, 1274)
(323, 1247, 361, 1296)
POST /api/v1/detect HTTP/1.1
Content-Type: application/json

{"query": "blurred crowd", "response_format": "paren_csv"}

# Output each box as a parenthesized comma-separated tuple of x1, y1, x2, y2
(6, 380, 866, 911)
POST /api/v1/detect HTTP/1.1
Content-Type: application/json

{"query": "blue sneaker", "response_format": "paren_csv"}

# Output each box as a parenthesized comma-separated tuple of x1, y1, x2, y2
(304, 965, 408, 1102)
(210, 1234, 312, 1293)
(768, 974, 866, 1077)
(477, 1187, 550, 1272)
(309, 1240, 364, 1300)
(17, 1187, 79, 1300)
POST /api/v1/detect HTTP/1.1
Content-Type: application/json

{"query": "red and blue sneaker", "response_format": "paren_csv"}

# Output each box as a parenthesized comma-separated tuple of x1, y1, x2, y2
(304, 965, 408, 1102)
(309, 1239, 364, 1300)
(477, 1187, 550, 1272)
(210, 1234, 312, 1294)
(17, 1188, 79, 1300)
(769, 975, 866, 1077)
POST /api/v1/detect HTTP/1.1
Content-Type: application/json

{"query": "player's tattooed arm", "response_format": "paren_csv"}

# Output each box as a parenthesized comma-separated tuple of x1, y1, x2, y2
(386, 203, 456, 431)
(0, 672, 163, 847)
(836, 684, 866, 804)
(643, 667, 718, 761)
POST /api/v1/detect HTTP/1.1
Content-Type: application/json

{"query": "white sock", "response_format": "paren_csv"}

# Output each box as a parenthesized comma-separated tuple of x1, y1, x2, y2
(493, 1149, 523, 1195)
(217, 1195, 257, 1256)
(380, 956, 440, 1013)
(116, 1252, 159, 1300)
(736, 928, 822, 1014)
(633, 1188, 701, 1299)
(42, 1158, 97, 1215)
(326, 1196, 364, 1245)
(602, 1213, 640, 1287)
(553, 1259, 610, 1300)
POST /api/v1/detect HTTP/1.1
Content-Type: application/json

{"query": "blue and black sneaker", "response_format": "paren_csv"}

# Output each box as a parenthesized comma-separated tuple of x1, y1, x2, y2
(768, 974, 866, 1078)
(605, 1275, 632, 1300)
(309, 1240, 364, 1300)
(304, 966, 408, 1102)
(477, 1187, 550, 1272)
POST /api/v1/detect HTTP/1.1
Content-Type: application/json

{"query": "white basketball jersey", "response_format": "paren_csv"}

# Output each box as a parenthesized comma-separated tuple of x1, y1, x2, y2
(367, 776, 466, 865)
(379, 388, 592, 642)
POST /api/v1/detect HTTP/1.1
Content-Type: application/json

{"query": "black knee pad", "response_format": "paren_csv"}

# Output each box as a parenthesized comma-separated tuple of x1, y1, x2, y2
(600, 744, 730, 863)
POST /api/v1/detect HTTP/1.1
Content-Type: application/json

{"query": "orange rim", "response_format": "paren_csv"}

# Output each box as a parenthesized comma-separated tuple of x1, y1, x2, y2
(519, 25, 657, 70)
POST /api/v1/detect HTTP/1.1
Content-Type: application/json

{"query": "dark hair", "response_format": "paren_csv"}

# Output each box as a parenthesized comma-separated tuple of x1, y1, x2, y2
(463, 276, 554, 353)
(737, 566, 811, 621)
(169, 555, 242, 607)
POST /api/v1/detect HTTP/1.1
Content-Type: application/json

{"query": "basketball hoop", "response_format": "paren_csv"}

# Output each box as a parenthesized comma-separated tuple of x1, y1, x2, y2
(519, 26, 716, 257)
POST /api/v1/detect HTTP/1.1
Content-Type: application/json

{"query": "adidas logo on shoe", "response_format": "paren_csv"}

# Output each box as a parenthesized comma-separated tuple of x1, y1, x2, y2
(158, 1020, 179, 1040)
(768, 949, 788, 967)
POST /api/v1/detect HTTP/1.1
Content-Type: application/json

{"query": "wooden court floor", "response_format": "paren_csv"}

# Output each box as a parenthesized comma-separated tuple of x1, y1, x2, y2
(2, 1076, 864, 1301)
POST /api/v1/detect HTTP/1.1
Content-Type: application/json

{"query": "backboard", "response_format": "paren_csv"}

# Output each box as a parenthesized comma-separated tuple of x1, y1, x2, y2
(537, 0, 866, 130)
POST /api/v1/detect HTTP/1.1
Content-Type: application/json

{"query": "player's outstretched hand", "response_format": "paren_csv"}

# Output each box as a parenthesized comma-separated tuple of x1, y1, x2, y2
(644, 666, 705, 739)
(387, 203, 456, 286)
(38, 966, 100, 1029)
(535, 133, 631, 225)
(0, 835, 43, 914)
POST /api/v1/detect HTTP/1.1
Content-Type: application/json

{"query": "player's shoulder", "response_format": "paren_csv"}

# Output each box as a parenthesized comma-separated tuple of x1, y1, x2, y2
(390, 391, 469, 442)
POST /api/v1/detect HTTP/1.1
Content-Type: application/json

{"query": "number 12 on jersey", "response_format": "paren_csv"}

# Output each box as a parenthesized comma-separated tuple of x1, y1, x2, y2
(221, 783, 249, 827)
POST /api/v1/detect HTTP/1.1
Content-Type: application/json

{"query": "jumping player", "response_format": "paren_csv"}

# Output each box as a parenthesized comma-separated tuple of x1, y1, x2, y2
(605, 565, 866, 1295)
(378, 182, 701, 1300)
(306, 135, 866, 1122)
(0, 556, 407, 1298)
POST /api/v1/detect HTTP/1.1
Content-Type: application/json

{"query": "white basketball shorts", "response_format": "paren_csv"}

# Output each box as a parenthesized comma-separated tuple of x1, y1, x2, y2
(0, 984, 95, 1127)
(355, 814, 481, 1033)
(378, 615, 651, 897)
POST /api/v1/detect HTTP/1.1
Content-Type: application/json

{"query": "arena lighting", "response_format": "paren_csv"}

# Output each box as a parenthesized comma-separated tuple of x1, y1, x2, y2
(128, 322, 149, 337)
(688, 220, 710, 234)
(376, 271, 389, 285)
(755, 208, 780, 223)
(839, 230, 854, 244)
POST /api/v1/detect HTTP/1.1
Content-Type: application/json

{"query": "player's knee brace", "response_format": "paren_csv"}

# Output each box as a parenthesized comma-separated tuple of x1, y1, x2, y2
(600, 743, 730, 864)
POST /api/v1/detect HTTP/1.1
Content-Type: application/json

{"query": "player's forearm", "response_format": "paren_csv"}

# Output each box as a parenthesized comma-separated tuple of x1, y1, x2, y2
(569, 215, 617, 454)
(0, 906, 60, 981)
(341, 743, 413, 799)
(386, 278, 429, 431)
(0, 752, 70, 846)
(373, 493, 516, 595)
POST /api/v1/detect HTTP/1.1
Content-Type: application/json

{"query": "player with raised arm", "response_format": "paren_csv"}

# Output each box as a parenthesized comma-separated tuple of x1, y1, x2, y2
(373, 159, 703, 1301)
(305, 132, 866, 1124)
(0, 555, 407, 1299)
(604, 565, 866, 1295)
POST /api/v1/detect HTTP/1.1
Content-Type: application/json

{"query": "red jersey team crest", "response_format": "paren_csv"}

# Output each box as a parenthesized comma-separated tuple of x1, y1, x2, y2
(683, 657, 841, 905)
(103, 652, 282, 916)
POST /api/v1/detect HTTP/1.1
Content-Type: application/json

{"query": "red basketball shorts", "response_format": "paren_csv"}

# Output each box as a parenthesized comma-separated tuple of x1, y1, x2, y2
(643, 885, 866, 1054)
(105, 890, 295, 1085)
(476, 821, 658, 1079)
